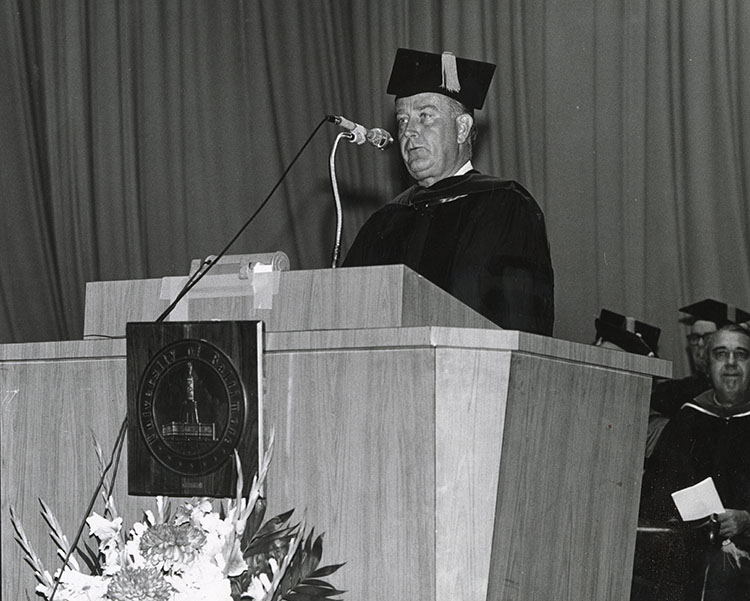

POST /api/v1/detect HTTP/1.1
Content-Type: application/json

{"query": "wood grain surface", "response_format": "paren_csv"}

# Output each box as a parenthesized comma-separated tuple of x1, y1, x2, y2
(83, 265, 497, 339)
(1, 326, 662, 601)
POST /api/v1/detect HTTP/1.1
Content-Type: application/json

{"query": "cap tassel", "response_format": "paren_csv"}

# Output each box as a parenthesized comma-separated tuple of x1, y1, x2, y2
(625, 316, 636, 333)
(440, 51, 460, 93)
(728, 303, 737, 323)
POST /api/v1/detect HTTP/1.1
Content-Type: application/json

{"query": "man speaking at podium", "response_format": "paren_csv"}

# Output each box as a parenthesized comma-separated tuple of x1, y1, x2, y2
(343, 48, 554, 336)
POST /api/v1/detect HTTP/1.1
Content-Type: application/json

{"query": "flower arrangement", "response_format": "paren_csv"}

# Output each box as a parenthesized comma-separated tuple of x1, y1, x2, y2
(10, 431, 344, 601)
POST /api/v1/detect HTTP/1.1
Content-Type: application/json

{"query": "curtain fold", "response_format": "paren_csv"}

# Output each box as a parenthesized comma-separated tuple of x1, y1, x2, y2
(3, 0, 750, 377)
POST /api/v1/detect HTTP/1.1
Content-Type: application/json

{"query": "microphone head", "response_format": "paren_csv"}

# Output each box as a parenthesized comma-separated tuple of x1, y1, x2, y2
(367, 128, 394, 150)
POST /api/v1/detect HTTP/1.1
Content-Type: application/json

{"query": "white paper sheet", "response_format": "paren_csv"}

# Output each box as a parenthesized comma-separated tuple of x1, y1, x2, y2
(671, 477, 725, 521)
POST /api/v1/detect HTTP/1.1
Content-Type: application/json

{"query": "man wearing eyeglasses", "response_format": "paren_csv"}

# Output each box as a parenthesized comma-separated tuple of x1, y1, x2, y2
(632, 324, 750, 601)
(650, 299, 750, 421)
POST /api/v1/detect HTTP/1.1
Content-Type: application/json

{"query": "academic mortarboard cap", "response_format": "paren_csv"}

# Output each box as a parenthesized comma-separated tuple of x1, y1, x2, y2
(594, 309, 661, 357)
(678, 299, 750, 327)
(387, 48, 497, 110)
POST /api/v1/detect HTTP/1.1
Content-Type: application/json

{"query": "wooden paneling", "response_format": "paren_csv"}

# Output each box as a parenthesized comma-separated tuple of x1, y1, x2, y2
(1, 327, 666, 601)
(83, 266, 497, 339)
(486, 354, 652, 600)
(0, 346, 136, 601)
(264, 347, 437, 601)
(84, 279, 164, 338)
(265, 327, 671, 379)
(434, 348, 513, 601)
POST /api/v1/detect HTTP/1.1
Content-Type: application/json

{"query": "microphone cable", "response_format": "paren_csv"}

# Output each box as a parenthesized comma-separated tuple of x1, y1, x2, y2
(40, 117, 329, 600)
(156, 115, 330, 322)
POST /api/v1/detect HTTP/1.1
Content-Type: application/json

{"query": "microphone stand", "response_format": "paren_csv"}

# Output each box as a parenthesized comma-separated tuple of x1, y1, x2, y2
(326, 114, 393, 268)
(328, 131, 355, 268)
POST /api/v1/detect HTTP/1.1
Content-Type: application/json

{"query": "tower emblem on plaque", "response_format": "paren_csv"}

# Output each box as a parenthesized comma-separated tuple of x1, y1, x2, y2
(161, 361, 217, 442)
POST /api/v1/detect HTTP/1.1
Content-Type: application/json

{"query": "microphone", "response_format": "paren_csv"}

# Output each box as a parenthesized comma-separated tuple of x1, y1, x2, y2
(327, 115, 393, 149)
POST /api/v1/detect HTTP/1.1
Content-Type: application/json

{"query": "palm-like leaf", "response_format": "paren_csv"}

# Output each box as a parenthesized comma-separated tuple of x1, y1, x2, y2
(230, 508, 296, 598)
(241, 496, 268, 547)
(39, 498, 81, 571)
(271, 529, 345, 601)
(244, 509, 296, 555)
(91, 431, 118, 520)
(9, 505, 55, 590)
(234, 431, 275, 535)
(79, 540, 101, 574)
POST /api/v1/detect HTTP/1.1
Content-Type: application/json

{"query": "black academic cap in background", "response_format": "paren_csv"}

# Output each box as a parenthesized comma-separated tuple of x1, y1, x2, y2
(387, 48, 497, 110)
(595, 309, 661, 357)
(678, 299, 750, 326)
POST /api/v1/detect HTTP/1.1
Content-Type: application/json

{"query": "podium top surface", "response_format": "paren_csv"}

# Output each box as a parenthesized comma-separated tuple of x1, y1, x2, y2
(0, 326, 671, 378)
(83, 265, 499, 338)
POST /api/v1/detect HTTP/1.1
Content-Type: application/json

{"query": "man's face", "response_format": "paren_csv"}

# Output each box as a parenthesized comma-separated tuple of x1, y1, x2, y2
(687, 320, 718, 374)
(394, 93, 469, 187)
(708, 330, 750, 406)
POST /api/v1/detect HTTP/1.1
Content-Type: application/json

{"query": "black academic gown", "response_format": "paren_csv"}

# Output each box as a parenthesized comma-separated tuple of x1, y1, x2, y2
(342, 172, 555, 335)
(633, 394, 750, 601)
(644, 373, 713, 458)
(650, 373, 713, 418)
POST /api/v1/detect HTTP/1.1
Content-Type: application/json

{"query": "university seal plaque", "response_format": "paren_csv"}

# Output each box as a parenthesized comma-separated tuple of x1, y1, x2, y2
(127, 321, 262, 497)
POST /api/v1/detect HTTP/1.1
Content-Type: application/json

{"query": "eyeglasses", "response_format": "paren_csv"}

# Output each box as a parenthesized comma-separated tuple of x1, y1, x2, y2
(686, 333, 712, 346)
(710, 348, 750, 362)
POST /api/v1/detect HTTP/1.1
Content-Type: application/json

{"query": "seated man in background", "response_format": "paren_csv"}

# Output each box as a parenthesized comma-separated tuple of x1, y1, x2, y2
(650, 299, 750, 419)
(343, 48, 554, 336)
(632, 323, 750, 601)
(646, 300, 750, 460)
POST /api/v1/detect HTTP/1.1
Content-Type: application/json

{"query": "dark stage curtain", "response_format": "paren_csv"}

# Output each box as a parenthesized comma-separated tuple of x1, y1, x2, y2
(3, 0, 750, 376)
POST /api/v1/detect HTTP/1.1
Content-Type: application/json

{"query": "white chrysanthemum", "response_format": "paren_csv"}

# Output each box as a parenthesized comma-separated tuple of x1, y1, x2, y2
(107, 565, 173, 601)
(39, 568, 109, 601)
(166, 558, 232, 601)
(139, 522, 207, 573)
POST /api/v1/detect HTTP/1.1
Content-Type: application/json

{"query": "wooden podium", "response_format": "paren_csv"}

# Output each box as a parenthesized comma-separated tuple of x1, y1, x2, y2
(0, 265, 670, 601)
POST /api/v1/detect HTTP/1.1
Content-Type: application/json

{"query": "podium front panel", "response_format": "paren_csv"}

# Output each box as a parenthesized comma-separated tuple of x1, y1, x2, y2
(1, 329, 668, 601)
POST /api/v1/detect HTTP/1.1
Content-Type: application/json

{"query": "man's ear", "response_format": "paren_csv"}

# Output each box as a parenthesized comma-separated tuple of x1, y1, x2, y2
(456, 113, 473, 144)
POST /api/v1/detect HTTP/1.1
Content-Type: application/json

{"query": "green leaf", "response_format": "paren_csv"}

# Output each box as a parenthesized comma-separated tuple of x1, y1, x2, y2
(243, 509, 299, 565)
(267, 528, 344, 601)
(300, 577, 344, 588)
(240, 496, 267, 547)
(78, 540, 100, 574)
(257, 509, 296, 536)
(307, 563, 345, 578)
(289, 583, 344, 596)
(245, 527, 296, 559)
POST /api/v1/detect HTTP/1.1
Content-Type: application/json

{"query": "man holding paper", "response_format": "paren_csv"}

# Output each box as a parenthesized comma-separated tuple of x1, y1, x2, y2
(633, 324, 750, 600)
